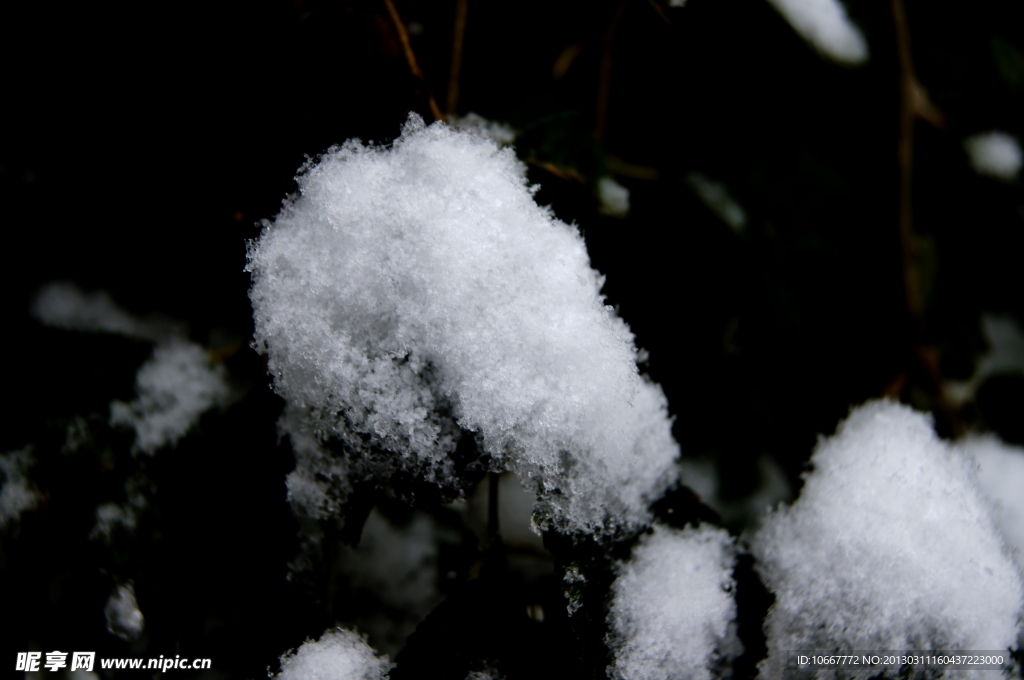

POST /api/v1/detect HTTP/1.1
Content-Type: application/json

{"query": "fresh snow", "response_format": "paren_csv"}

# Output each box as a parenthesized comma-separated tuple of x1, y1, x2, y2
(964, 131, 1022, 181)
(247, 115, 679, 537)
(110, 339, 231, 454)
(273, 628, 391, 680)
(752, 400, 1024, 678)
(765, 0, 868, 65)
(607, 524, 740, 680)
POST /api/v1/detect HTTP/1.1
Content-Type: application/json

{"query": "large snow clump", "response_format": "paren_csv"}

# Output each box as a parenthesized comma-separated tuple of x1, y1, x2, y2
(273, 628, 391, 680)
(765, 0, 868, 65)
(607, 524, 740, 680)
(752, 400, 1024, 678)
(247, 115, 679, 536)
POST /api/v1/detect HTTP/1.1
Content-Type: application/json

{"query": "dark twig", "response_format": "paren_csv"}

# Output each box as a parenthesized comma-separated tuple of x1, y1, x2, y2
(891, 0, 962, 435)
(892, 0, 921, 328)
(447, 0, 469, 116)
(382, 0, 445, 122)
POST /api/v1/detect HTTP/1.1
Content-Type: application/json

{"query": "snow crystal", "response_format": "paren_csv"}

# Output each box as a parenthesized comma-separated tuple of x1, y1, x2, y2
(959, 435, 1024, 574)
(447, 113, 516, 146)
(105, 583, 145, 641)
(337, 508, 448, 656)
(964, 131, 1022, 181)
(607, 524, 740, 680)
(598, 176, 630, 217)
(110, 339, 230, 455)
(31, 281, 184, 341)
(685, 173, 747, 234)
(0, 448, 37, 530)
(273, 628, 391, 680)
(752, 400, 1024, 678)
(765, 0, 868, 65)
(247, 115, 679, 536)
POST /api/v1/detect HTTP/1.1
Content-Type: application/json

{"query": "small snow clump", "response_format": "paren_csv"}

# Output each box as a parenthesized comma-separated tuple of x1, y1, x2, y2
(0, 448, 37, 530)
(31, 281, 184, 341)
(964, 131, 1022, 181)
(273, 628, 391, 680)
(685, 173, 747, 234)
(959, 434, 1024, 573)
(752, 400, 1024, 678)
(765, 0, 868, 65)
(607, 524, 740, 680)
(247, 115, 679, 536)
(110, 339, 230, 455)
(598, 176, 630, 217)
(105, 583, 145, 641)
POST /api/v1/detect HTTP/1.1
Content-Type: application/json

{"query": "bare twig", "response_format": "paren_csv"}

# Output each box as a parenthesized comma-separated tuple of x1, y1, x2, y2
(892, 0, 921, 327)
(596, 0, 629, 142)
(447, 0, 469, 116)
(891, 0, 962, 435)
(382, 0, 444, 122)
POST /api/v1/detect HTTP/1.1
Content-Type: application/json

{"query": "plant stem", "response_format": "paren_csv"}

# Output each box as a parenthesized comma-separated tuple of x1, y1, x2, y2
(382, 0, 445, 122)
(447, 0, 469, 117)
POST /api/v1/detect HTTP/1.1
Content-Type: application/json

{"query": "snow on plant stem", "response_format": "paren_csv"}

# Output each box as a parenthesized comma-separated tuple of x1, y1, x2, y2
(752, 400, 1024, 678)
(247, 115, 680, 537)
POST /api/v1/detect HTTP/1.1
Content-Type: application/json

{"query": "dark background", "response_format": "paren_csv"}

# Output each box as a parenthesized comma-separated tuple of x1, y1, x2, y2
(1, 0, 1022, 677)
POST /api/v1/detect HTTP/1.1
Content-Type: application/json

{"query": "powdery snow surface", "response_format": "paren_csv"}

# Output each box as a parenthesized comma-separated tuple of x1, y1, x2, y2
(247, 115, 679, 536)
(274, 628, 391, 680)
(607, 524, 740, 680)
(0, 448, 37, 530)
(765, 0, 868, 65)
(959, 435, 1024, 574)
(964, 131, 1022, 181)
(111, 339, 231, 455)
(752, 400, 1024, 678)
(105, 583, 145, 641)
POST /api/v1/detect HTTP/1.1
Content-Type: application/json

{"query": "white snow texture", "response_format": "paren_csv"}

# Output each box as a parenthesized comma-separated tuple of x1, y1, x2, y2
(0, 448, 37, 530)
(274, 628, 391, 680)
(765, 0, 868, 65)
(105, 583, 145, 641)
(607, 524, 740, 680)
(964, 131, 1022, 181)
(111, 339, 231, 454)
(960, 435, 1024, 574)
(247, 115, 679, 536)
(752, 400, 1024, 678)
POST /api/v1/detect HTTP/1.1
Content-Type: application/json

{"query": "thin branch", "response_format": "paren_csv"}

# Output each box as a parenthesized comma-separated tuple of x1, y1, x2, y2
(892, 0, 921, 327)
(447, 0, 469, 117)
(595, 0, 629, 143)
(382, 0, 444, 122)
